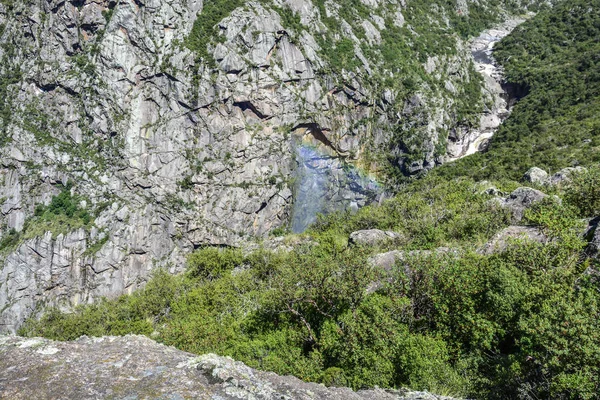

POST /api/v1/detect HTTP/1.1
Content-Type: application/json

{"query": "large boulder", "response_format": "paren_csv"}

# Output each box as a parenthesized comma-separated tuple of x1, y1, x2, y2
(480, 225, 547, 254)
(368, 247, 456, 272)
(585, 216, 600, 257)
(548, 167, 587, 187)
(349, 229, 403, 246)
(521, 166, 588, 187)
(522, 167, 549, 185)
(498, 187, 548, 223)
(0, 335, 458, 400)
(366, 248, 457, 293)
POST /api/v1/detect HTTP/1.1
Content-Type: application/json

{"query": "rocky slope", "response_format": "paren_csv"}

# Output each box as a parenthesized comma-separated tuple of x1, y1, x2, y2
(0, 334, 457, 399)
(0, 0, 548, 333)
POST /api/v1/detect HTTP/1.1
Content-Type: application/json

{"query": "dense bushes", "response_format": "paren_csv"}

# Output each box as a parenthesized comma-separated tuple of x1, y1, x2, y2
(21, 170, 600, 398)
(186, 247, 244, 280)
(564, 166, 600, 217)
(310, 177, 513, 249)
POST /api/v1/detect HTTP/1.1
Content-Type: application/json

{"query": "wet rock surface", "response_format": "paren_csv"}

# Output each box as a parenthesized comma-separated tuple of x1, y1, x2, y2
(0, 335, 458, 400)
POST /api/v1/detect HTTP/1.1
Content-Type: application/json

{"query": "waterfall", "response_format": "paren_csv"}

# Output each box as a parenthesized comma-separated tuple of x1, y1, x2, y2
(290, 141, 382, 233)
(291, 145, 328, 233)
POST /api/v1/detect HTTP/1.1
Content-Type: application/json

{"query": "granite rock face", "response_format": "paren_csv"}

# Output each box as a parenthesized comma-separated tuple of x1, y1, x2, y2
(0, 0, 535, 332)
(0, 335, 459, 400)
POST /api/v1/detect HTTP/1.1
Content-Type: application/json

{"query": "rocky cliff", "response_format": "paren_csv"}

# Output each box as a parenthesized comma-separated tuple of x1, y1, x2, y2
(0, 334, 458, 399)
(0, 0, 548, 333)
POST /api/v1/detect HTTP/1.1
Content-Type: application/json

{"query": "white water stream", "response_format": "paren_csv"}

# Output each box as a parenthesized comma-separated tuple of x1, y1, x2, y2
(446, 17, 529, 161)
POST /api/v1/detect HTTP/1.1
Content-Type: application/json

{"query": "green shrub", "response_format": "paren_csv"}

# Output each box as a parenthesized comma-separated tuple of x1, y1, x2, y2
(185, 0, 244, 66)
(186, 247, 244, 280)
(20, 173, 600, 398)
(0, 185, 94, 253)
(0, 228, 20, 251)
(564, 166, 600, 217)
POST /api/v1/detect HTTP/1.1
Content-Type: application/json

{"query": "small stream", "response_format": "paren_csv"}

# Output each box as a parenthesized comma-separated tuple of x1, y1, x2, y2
(447, 17, 528, 160)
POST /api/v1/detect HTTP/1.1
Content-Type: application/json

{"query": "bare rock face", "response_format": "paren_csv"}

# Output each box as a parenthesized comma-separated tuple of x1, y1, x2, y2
(0, 335, 458, 400)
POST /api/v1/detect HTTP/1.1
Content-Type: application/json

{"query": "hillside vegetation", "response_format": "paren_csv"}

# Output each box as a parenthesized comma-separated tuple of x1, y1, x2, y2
(436, 0, 600, 181)
(21, 167, 600, 399)
(19, 1, 600, 399)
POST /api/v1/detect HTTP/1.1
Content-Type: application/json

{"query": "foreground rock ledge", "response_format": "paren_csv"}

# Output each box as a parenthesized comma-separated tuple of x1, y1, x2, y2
(0, 335, 456, 400)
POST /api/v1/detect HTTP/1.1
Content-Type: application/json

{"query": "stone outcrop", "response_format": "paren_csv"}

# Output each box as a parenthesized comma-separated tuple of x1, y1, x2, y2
(480, 225, 547, 254)
(368, 247, 456, 271)
(0, 335, 458, 400)
(366, 248, 457, 293)
(522, 166, 587, 186)
(522, 167, 549, 185)
(492, 187, 548, 223)
(349, 229, 403, 246)
(547, 167, 587, 186)
(585, 216, 600, 258)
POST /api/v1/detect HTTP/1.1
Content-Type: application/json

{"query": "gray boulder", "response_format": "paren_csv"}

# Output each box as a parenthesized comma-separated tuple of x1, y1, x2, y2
(349, 229, 403, 246)
(0, 335, 459, 400)
(499, 187, 548, 223)
(548, 167, 587, 186)
(480, 225, 547, 254)
(522, 167, 549, 185)
(369, 250, 405, 271)
(476, 181, 504, 196)
(368, 247, 456, 272)
(585, 217, 600, 257)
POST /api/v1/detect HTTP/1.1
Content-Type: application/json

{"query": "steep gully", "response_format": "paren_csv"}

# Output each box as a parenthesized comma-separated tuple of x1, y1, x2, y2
(446, 17, 528, 161)
(292, 17, 529, 231)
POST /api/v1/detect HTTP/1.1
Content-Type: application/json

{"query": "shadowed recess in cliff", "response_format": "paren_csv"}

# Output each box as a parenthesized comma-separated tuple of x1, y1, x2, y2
(291, 142, 382, 233)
